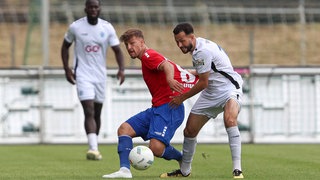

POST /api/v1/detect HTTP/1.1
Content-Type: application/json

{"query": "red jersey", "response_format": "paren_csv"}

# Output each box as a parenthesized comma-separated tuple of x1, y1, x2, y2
(141, 49, 199, 107)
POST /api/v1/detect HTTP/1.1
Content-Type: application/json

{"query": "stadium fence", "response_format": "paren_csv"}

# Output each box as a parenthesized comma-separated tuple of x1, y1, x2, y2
(0, 67, 319, 144)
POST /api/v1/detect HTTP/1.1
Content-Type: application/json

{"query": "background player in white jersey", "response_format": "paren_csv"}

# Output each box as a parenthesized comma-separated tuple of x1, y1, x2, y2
(160, 23, 244, 179)
(61, 0, 125, 160)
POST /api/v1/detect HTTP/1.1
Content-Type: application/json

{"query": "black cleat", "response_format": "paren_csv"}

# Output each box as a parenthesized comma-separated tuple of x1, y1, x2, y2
(233, 169, 244, 179)
(160, 169, 190, 178)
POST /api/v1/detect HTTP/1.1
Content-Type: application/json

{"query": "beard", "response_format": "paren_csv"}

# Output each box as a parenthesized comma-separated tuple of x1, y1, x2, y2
(186, 42, 193, 52)
(181, 42, 193, 54)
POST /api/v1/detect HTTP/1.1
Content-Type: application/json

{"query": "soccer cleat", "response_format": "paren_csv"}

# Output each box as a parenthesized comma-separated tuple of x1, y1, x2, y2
(102, 169, 132, 179)
(86, 150, 102, 160)
(160, 169, 190, 178)
(233, 169, 244, 179)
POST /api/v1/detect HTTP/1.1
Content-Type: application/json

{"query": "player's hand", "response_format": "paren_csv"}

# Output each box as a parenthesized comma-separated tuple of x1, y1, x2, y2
(117, 69, 125, 85)
(168, 79, 184, 94)
(64, 68, 76, 85)
(169, 94, 184, 108)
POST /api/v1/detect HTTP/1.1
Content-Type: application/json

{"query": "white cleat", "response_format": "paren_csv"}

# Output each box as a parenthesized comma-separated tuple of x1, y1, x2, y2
(86, 150, 102, 160)
(102, 168, 132, 179)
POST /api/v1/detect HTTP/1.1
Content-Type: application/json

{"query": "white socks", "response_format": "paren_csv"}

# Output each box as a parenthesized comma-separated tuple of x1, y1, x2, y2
(180, 137, 197, 176)
(87, 133, 98, 151)
(226, 126, 242, 171)
(120, 167, 131, 173)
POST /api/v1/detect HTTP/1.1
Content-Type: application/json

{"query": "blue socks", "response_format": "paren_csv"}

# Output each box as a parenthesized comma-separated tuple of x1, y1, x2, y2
(161, 145, 182, 161)
(118, 135, 133, 169)
(118, 135, 182, 169)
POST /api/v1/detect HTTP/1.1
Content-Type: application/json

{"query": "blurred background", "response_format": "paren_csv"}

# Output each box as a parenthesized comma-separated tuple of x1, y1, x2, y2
(0, 0, 319, 144)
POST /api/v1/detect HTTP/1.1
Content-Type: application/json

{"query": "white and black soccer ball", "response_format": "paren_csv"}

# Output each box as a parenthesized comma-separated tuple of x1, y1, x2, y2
(129, 145, 154, 170)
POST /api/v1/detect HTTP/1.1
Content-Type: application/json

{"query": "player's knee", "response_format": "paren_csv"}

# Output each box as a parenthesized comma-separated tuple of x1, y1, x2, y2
(117, 122, 132, 136)
(149, 147, 162, 157)
(224, 118, 238, 128)
(183, 127, 198, 138)
(149, 140, 165, 157)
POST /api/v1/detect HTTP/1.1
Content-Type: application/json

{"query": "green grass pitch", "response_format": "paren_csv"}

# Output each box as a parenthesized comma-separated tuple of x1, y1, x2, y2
(0, 144, 319, 179)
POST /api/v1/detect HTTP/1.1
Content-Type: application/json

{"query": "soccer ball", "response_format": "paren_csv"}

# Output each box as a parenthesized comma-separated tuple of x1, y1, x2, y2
(129, 145, 154, 170)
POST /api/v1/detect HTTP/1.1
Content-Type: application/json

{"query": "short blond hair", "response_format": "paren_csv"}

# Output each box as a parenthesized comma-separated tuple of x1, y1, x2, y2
(120, 28, 144, 43)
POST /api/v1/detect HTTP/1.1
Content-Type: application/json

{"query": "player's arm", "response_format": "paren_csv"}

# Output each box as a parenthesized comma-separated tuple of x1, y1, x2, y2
(169, 71, 209, 108)
(61, 39, 75, 85)
(182, 71, 209, 99)
(187, 69, 198, 76)
(158, 61, 184, 94)
(111, 45, 125, 85)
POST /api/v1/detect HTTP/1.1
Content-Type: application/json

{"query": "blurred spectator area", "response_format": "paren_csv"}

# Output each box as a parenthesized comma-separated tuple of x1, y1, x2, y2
(1, 0, 320, 68)
(1, 0, 320, 23)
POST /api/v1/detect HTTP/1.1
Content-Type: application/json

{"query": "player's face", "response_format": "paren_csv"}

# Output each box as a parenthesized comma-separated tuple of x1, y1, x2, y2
(85, 0, 100, 20)
(174, 32, 194, 54)
(124, 36, 145, 59)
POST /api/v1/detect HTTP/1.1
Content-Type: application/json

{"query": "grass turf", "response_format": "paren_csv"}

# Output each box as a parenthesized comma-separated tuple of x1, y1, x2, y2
(0, 144, 319, 179)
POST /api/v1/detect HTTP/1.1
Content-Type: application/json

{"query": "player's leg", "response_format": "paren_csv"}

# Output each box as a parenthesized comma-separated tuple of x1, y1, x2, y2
(77, 80, 102, 160)
(103, 109, 151, 178)
(93, 102, 102, 134)
(160, 143, 182, 161)
(160, 113, 209, 178)
(102, 122, 135, 179)
(223, 97, 243, 178)
(81, 100, 102, 160)
(149, 138, 183, 162)
(149, 103, 184, 161)
(88, 102, 102, 158)
(93, 81, 106, 135)
(117, 123, 136, 170)
(86, 81, 105, 160)
(180, 113, 209, 176)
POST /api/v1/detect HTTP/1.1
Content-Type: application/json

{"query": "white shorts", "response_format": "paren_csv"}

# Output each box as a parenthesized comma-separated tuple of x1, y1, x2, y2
(191, 88, 242, 119)
(76, 80, 106, 103)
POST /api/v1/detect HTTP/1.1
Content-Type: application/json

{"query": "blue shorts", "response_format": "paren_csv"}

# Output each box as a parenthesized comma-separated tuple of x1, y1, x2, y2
(126, 103, 185, 146)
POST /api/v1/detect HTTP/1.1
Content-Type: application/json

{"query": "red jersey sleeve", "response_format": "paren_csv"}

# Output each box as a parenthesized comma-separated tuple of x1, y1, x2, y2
(141, 49, 166, 70)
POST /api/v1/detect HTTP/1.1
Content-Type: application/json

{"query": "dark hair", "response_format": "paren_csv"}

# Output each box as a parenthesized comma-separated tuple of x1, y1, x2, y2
(120, 29, 144, 42)
(85, 0, 101, 6)
(173, 22, 194, 35)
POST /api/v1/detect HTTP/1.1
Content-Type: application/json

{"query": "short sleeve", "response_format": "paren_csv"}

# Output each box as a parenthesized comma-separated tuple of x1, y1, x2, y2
(107, 24, 120, 47)
(193, 50, 212, 74)
(64, 23, 75, 43)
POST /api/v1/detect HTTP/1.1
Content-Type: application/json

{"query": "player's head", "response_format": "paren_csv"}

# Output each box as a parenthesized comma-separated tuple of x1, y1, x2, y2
(84, 0, 101, 24)
(173, 22, 195, 54)
(120, 29, 146, 59)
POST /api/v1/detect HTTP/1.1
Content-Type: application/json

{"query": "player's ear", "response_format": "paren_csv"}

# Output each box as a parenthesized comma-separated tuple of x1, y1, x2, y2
(190, 33, 195, 40)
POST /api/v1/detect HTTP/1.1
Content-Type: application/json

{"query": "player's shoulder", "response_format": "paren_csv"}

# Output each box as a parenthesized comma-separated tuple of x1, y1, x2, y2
(98, 18, 111, 24)
(195, 37, 219, 55)
(68, 17, 87, 29)
(72, 17, 86, 25)
(98, 18, 115, 28)
(144, 49, 161, 57)
(197, 37, 217, 48)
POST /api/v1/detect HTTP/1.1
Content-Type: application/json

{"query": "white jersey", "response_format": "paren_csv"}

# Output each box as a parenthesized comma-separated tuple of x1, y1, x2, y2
(192, 37, 243, 100)
(64, 17, 120, 82)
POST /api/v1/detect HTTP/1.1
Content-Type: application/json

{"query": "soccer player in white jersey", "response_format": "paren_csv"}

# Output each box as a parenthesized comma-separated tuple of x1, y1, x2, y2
(61, 0, 125, 160)
(160, 23, 244, 179)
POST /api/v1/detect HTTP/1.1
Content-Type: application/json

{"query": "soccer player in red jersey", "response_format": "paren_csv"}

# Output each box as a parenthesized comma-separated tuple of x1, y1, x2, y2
(102, 28, 198, 179)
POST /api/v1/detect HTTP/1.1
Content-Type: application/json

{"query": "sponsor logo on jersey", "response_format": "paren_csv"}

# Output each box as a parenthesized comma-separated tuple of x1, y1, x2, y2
(193, 59, 204, 67)
(85, 45, 100, 52)
(183, 83, 195, 88)
(144, 52, 150, 58)
(100, 32, 105, 38)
